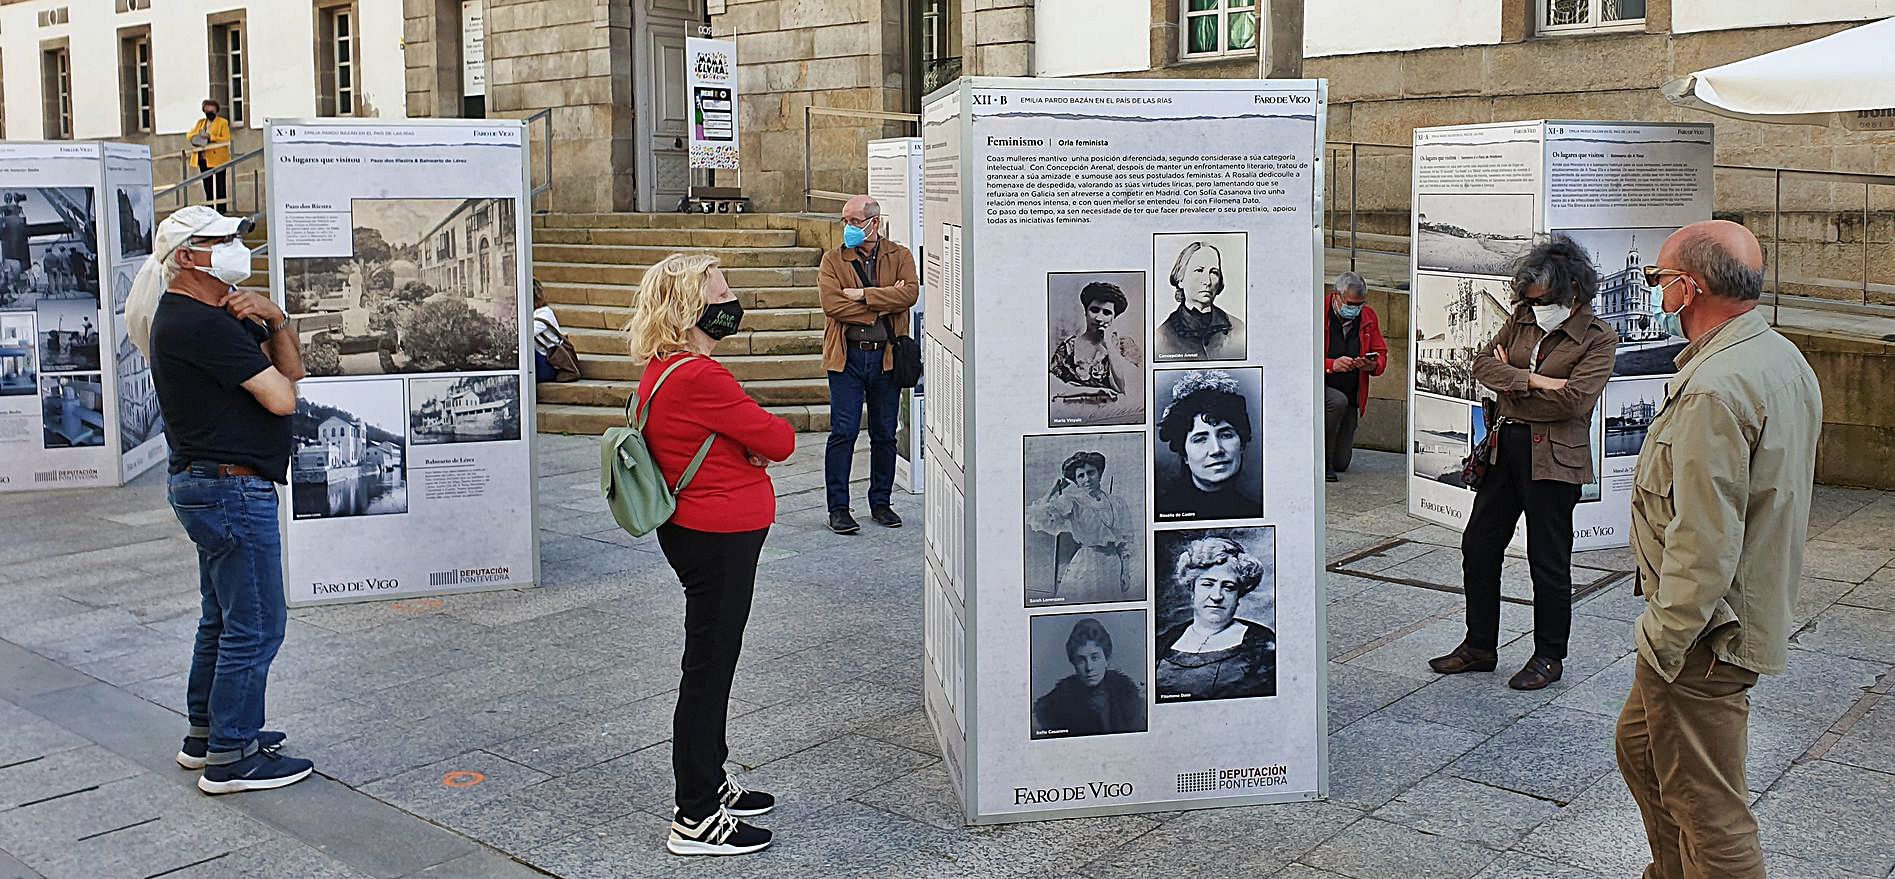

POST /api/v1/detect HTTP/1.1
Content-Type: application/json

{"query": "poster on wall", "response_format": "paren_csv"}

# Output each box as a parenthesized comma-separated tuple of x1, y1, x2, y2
(923, 77, 1327, 824)
(1406, 121, 1713, 550)
(685, 36, 739, 170)
(104, 143, 166, 480)
(267, 120, 537, 606)
(868, 137, 926, 493)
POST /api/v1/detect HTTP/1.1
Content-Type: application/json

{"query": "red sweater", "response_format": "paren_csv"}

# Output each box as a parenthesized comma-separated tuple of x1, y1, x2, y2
(637, 353, 797, 533)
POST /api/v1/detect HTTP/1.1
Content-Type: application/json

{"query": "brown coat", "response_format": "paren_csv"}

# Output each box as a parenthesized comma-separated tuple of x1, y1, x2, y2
(1470, 305, 1619, 484)
(818, 240, 919, 373)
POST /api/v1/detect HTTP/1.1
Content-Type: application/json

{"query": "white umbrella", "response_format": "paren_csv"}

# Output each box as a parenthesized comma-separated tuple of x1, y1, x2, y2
(1662, 16, 1895, 130)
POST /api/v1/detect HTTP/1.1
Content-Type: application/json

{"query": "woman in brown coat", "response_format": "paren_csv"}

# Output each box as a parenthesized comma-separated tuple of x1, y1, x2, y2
(1430, 236, 1619, 690)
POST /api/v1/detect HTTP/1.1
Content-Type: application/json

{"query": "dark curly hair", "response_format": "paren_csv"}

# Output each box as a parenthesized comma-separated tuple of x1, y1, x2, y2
(1079, 282, 1128, 316)
(1508, 234, 1599, 310)
(1061, 450, 1107, 481)
(1156, 371, 1252, 458)
(1065, 617, 1113, 663)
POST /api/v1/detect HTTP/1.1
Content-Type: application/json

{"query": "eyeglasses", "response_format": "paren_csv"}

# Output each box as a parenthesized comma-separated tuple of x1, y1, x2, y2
(1641, 266, 1688, 289)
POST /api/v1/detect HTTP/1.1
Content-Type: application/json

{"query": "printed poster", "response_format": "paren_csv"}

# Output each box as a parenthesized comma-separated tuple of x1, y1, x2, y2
(686, 37, 738, 170)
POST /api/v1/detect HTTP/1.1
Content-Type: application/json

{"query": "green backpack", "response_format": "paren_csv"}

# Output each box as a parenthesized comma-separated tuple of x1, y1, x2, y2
(600, 357, 715, 537)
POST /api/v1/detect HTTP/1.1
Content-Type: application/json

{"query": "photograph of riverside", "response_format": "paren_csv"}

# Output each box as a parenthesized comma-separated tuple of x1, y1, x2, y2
(1415, 193, 1535, 276)
(284, 197, 520, 378)
(291, 379, 409, 520)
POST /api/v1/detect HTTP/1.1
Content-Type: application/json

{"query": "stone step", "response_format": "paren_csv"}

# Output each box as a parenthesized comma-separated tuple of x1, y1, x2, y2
(532, 227, 798, 248)
(538, 377, 829, 408)
(531, 243, 821, 268)
(534, 262, 818, 288)
(552, 304, 823, 333)
(577, 352, 824, 383)
(565, 327, 823, 357)
(538, 402, 827, 434)
(533, 281, 817, 309)
(534, 212, 778, 230)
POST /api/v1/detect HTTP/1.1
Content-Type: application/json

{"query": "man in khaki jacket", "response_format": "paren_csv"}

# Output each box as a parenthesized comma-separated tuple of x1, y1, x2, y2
(1617, 220, 1821, 879)
(817, 195, 918, 535)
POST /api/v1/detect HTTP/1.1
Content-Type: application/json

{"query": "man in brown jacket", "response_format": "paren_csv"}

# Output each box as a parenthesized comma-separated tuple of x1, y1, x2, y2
(1617, 220, 1821, 879)
(818, 195, 918, 534)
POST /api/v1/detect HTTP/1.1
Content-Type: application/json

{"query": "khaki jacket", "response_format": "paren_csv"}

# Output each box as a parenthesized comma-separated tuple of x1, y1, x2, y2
(818, 239, 919, 373)
(1470, 305, 1619, 484)
(1631, 310, 1821, 682)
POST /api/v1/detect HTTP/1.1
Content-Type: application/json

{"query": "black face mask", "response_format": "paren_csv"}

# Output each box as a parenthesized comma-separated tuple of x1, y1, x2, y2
(697, 299, 743, 340)
(204, 109, 217, 119)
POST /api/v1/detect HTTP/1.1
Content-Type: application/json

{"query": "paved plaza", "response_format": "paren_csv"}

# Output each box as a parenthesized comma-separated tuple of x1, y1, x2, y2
(2, 436, 1893, 879)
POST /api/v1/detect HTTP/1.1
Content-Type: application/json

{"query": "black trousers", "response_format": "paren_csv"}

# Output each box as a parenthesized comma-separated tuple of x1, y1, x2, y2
(657, 522, 769, 821)
(1460, 422, 1580, 660)
(1324, 386, 1360, 474)
(197, 156, 228, 209)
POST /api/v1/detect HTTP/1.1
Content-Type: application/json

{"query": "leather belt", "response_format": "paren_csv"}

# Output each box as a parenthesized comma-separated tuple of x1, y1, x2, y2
(850, 340, 886, 351)
(178, 461, 262, 478)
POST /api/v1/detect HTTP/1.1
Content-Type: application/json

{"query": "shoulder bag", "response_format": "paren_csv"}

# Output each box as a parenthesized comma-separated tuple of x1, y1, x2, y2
(600, 357, 715, 537)
(882, 313, 922, 390)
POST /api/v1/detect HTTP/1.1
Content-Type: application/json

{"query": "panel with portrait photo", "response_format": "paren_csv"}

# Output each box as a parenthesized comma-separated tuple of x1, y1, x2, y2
(1029, 610, 1149, 739)
(1152, 526, 1277, 704)
(1152, 367, 1264, 521)
(1046, 271, 1145, 427)
(1151, 232, 1247, 362)
(1023, 432, 1147, 607)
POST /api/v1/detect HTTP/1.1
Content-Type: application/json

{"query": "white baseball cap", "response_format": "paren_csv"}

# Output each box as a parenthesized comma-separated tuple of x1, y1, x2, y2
(156, 205, 250, 255)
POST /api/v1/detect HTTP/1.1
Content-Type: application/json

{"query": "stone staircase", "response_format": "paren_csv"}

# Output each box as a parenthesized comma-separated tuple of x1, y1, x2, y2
(530, 213, 832, 435)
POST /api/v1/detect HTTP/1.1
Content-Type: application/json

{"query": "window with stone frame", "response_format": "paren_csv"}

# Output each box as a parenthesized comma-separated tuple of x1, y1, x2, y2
(921, 0, 962, 95)
(41, 43, 72, 140)
(1539, 0, 1645, 35)
(207, 14, 248, 125)
(315, 1, 359, 117)
(1180, 0, 1260, 59)
(119, 27, 154, 135)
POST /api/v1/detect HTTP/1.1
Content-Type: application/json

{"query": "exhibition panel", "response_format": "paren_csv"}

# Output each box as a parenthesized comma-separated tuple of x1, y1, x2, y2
(266, 120, 538, 606)
(1406, 121, 1714, 551)
(0, 141, 155, 491)
(868, 137, 927, 493)
(923, 77, 1329, 824)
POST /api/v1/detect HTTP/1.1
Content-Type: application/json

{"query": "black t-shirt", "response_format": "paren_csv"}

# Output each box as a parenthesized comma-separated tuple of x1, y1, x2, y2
(150, 293, 292, 483)
(1325, 313, 1362, 406)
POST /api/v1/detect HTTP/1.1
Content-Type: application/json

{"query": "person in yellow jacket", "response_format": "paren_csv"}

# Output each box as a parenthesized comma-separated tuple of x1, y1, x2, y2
(186, 99, 233, 210)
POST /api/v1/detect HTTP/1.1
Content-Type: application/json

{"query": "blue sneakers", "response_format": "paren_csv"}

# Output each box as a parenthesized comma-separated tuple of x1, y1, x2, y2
(197, 748, 314, 795)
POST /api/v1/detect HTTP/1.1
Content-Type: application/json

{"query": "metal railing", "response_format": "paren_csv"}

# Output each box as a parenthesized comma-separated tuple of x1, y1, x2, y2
(158, 146, 265, 217)
(803, 106, 922, 211)
(525, 108, 555, 214)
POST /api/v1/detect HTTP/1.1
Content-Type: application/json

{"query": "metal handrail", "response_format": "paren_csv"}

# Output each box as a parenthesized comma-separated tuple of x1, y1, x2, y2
(803, 106, 921, 211)
(524, 108, 554, 213)
(156, 147, 263, 204)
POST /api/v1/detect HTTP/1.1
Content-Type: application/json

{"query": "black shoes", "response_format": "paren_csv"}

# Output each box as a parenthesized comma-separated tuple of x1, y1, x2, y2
(870, 505, 903, 528)
(1509, 656, 1563, 691)
(178, 730, 287, 770)
(667, 807, 773, 856)
(1326, 470, 1340, 483)
(718, 778, 775, 818)
(828, 510, 861, 534)
(1428, 642, 1499, 675)
(198, 748, 314, 795)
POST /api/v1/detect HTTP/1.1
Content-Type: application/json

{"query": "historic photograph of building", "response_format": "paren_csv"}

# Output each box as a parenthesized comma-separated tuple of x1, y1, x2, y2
(116, 332, 161, 451)
(409, 374, 521, 444)
(1416, 194, 1534, 277)
(115, 186, 153, 261)
(0, 313, 34, 396)
(1412, 275, 1510, 401)
(1412, 394, 1470, 488)
(1562, 227, 1689, 376)
(284, 197, 519, 377)
(40, 372, 105, 449)
(1606, 378, 1667, 458)
(291, 379, 409, 519)
(0, 188, 99, 312)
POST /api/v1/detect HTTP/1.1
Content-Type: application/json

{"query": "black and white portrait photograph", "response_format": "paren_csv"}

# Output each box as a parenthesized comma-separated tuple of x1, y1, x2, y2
(291, 379, 410, 520)
(1153, 368, 1264, 521)
(0, 313, 35, 396)
(36, 298, 100, 373)
(1412, 274, 1510, 401)
(1605, 377, 1665, 458)
(115, 331, 161, 450)
(410, 374, 521, 444)
(1412, 394, 1471, 488)
(114, 185, 153, 260)
(285, 197, 520, 377)
(1047, 271, 1145, 427)
(1029, 611, 1149, 739)
(1152, 232, 1247, 362)
(0, 187, 99, 312)
(1153, 527, 1277, 703)
(1023, 432, 1146, 607)
(1561, 227, 1689, 376)
(40, 372, 105, 449)
(1416, 193, 1535, 276)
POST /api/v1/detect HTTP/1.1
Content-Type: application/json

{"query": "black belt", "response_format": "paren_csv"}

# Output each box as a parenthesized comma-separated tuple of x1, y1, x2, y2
(174, 461, 262, 478)
(849, 340, 886, 351)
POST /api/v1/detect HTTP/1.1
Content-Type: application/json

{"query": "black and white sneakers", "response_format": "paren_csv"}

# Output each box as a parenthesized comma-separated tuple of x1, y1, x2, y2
(718, 778, 775, 818)
(666, 807, 773, 856)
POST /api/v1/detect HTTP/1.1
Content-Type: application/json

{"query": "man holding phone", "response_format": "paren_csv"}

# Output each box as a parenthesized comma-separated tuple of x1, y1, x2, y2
(1323, 272, 1388, 482)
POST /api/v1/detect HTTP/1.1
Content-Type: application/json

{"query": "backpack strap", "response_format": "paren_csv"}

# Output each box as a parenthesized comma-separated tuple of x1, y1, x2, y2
(673, 436, 716, 495)
(629, 355, 696, 429)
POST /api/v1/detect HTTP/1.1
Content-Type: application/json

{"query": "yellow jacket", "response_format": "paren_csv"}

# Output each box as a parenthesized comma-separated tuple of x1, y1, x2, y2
(1630, 309, 1821, 682)
(187, 116, 233, 167)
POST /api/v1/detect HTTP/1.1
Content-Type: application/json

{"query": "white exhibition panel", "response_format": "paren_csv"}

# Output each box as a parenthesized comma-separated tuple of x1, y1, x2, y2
(923, 77, 1328, 823)
(1406, 120, 1714, 552)
(0, 140, 155, 491)
(868, 136, 927, 494)
(267, 119, 538, 607)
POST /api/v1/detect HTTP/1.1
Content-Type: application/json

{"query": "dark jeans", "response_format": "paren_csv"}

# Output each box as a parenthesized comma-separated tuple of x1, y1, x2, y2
(1324, 386, 1359, 475)
(825, 346, 898, 512)
(1460, 423, 1580, 660)
(169, 470, 287, 763)
(197, 156, 228, 209)
(534, 351, 555, 383)
(658, 523, 769, 820)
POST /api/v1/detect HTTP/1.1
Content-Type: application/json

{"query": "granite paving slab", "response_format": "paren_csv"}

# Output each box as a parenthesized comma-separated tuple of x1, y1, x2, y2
(1750, 648, 1888, 721)
(1082, 800, 1363, 879)
(1823, 698, 1895, 777)
(1326, 715, 1488, 809)
(1324, 661, 1430, 732)
(359, 750, 554, 822)
(1447, 706, 1621, 804)
(1513, 776, 1658, 878)
(1751, 759, 1895, 877)
(1799, 540, 1895, 584)
(1792, 604, 1895, 663)
(1300, 816, 1503, 879)
(1370, 775, 1563, 850)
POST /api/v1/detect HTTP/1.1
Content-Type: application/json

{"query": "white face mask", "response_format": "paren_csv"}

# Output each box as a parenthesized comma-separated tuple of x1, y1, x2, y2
(190, 240, 252, 287)
(1531, 303, 1572, 334)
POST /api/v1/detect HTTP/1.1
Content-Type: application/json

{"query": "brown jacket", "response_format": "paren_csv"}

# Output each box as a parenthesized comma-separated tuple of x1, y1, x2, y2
(818, 240, 919, 373)
(1470, 305, 1619, 484)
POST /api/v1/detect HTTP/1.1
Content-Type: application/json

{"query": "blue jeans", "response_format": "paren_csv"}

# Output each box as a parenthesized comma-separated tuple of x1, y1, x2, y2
(169, 470, 288, 763)
(826, 347, 899, 512)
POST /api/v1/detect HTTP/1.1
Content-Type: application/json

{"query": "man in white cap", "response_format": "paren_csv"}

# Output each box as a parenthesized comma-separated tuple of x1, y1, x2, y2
(143, 206, 314, 794)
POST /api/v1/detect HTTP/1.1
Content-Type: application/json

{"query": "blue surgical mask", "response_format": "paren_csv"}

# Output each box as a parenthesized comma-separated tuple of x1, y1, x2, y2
(1334, 301, 1362, 320)
(1653, 303, 1684, 339)
(842, 223, 868, 249)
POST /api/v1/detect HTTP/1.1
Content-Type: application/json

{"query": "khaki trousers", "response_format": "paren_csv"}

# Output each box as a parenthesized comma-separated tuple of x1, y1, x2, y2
(1615, 643, 1764, 879)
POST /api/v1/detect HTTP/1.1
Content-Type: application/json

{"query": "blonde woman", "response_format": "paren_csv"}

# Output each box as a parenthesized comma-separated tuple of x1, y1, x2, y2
(625, 253, 795, 856)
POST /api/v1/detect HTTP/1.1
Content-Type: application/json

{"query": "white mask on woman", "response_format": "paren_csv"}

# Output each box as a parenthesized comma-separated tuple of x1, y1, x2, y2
(1531, 303, 1572, 334)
